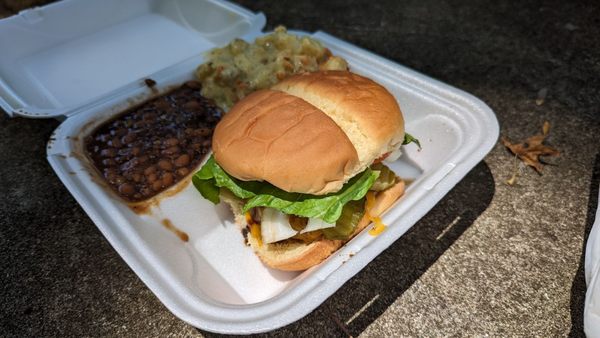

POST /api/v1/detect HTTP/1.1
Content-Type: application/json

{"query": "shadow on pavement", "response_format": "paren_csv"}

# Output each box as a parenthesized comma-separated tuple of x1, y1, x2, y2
(569, 152, 600, 338)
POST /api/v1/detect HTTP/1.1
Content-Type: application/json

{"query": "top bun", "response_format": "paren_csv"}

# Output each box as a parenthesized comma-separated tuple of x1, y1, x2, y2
(272, 71, 405, 169)
(212, 89, 359, 195)
(212, 71, 405, 195)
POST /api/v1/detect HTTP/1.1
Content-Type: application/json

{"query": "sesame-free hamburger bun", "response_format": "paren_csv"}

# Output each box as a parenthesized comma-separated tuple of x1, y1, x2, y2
(212, 71, 405, 195)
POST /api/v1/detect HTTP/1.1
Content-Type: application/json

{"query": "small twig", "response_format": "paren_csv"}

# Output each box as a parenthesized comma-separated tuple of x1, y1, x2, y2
(327, 308, 353, 338)
(506, 154, 519, 185)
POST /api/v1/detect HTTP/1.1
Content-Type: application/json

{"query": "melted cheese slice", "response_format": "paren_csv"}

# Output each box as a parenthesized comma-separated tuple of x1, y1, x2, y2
(260, 208, 335, 244)
(261, 208, 297, 244)
(301, 217, 335, 234)
(365, 191, 387, 236)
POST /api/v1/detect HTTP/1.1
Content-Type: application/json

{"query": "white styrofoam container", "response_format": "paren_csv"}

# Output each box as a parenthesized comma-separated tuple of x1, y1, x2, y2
(0, 0, 499, 334)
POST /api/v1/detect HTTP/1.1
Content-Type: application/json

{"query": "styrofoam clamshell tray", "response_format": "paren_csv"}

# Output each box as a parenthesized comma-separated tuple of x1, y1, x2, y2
(0, 0, 499, 334)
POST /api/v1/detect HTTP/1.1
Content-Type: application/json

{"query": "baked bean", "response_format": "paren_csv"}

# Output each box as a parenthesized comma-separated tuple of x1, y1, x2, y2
(163, 146, 180, 156)
(122, 133, 136, 144)
(164, 138, 179, 147)
(137, 155, 149, 164)
(158, 159, 173, 171)
(111, 128, 127, 137)
(132, 173, 143, 183)
(176, 167, 189, 177)
(174, 154, 190, 167)
(184, 101, 201, 110)
(144, 165, 157, 175)
(196, 127, 212, 136)
(162, 172, 174, 186)
(118, 183, 135, 196)
(140, 187, 152, 196)
(152, 180, 163, 191)
(110, 137, 123, 148)
(146, 173, 158, 183)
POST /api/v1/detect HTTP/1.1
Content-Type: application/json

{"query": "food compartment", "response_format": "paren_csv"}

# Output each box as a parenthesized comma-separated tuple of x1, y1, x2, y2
(84, 81, 221, 203)
(48, 61, 461, 307)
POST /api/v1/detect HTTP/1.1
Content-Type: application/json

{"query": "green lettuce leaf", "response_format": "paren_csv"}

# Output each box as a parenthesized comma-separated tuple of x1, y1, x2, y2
(192, 177, 220, 204)
(192, 156, 379, 223)
(403, 132, 421, 149)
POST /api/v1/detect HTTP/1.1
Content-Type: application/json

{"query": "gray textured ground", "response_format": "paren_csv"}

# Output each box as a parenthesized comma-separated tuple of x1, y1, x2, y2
(1, 0, 599, 337)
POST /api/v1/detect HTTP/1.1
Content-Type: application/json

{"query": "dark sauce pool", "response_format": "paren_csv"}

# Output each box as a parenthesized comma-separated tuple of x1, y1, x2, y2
(85, 81, 222, 202)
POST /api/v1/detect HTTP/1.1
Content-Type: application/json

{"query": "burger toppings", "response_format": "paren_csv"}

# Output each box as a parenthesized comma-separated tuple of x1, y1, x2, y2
(321, 199, 366, 240)
(288, 215, 308, 231)
(260, 209, 337, 244)
(194, 156, 401, 244)
(245, 212, 262, 247)
(369, 217, 387, 236)
(303, 217, 336, 233)
(376, 133, 420, 163)
(191, 70, 411, 270)
(369, 163, 398, 191)
(261, 208, 298, 244)
(365, 192, 387, 236)
(403, 132, 421, 149)
(193, 156, 379, 223)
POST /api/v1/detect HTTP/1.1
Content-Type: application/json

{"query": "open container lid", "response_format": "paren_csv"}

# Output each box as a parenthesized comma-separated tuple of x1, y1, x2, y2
(0, 0, 265, 118)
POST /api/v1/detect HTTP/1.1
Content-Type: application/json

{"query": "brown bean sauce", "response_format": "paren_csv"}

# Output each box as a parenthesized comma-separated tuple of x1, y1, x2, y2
(85, 81, 222, 202)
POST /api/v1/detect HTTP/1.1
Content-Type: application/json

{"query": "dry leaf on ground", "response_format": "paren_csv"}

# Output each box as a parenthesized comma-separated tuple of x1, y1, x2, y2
(501, 121, 559, 184)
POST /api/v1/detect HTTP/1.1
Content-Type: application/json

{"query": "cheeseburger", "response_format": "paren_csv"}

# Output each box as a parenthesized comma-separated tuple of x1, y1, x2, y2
(193, 70, 418, 271)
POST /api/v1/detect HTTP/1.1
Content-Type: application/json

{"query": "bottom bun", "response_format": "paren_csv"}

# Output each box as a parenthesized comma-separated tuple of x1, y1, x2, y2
(224, 179, 406, 271)
(246, 235, 343, 271)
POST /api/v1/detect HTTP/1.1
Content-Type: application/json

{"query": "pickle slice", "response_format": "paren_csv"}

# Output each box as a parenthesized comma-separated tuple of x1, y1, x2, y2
(322, 199, 366, 240)
(288, 214, 308, 231)
(370, 163, 398, 191)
